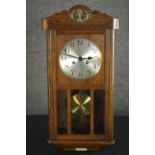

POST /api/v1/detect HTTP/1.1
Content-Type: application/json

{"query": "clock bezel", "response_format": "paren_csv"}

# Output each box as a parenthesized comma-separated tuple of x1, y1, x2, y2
(59, 37, 103, 81)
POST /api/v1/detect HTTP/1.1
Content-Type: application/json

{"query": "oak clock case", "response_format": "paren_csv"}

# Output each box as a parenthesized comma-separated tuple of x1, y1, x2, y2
(42, 4, 119, 151)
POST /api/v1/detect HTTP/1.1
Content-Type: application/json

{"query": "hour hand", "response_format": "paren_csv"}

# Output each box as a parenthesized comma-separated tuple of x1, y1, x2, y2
(82, 56, 98, 60)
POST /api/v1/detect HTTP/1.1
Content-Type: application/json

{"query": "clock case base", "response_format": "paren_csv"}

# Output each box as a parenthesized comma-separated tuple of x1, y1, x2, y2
(48, 139, 115, 151)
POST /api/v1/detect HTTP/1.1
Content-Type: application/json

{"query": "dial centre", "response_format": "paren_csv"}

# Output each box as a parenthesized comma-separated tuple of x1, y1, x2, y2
(78, 56, 83, 61)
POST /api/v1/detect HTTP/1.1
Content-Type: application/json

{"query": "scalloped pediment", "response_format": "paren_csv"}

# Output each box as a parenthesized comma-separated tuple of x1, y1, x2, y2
(42, 4, 113, 30)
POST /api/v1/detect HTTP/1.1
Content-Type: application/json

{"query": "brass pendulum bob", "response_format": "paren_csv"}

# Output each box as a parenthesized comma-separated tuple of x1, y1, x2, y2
(71, 93, 90, 119)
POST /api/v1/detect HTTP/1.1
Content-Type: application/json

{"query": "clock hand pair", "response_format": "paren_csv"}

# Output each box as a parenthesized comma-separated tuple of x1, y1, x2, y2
(63, 53, 97, 61)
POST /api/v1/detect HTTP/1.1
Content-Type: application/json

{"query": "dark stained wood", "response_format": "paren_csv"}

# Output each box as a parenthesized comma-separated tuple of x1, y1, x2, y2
(42, 4, 115, 150)
(57, 84, 104, 90)
(108, 29, 114, 140)
(51, 30, 57, 138)
(104, 29, 113, 140)
(104, 29, 110, 140)
(48, 139, 115, 150)
(48, 139, 115, 145)
(47, 30, 54, 139)
(56, 134, 105, 140)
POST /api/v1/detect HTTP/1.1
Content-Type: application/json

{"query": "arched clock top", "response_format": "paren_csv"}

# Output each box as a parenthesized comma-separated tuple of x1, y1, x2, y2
(42, 4, 113, 31)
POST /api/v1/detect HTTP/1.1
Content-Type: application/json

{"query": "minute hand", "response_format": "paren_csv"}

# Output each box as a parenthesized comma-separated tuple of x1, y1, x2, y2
(62, 53, 78, 59)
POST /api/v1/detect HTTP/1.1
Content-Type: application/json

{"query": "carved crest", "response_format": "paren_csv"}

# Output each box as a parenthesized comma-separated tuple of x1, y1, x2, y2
(69, 5, 91, 23)
(42, 4, 113, 30)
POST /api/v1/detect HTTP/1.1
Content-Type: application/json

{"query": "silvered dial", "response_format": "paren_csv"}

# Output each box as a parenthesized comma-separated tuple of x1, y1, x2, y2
(59, 38, 102, 80)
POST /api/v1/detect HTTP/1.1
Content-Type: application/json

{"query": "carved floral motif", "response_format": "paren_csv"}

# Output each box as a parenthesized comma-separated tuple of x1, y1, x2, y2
(70, 8, 91, 23)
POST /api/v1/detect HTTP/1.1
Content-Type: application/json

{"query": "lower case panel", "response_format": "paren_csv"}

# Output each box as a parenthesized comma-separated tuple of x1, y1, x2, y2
(48, 139, 115, 150)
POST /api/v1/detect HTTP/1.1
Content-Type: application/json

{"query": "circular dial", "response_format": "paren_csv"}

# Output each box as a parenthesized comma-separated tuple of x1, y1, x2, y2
(59, 38, 102, 80)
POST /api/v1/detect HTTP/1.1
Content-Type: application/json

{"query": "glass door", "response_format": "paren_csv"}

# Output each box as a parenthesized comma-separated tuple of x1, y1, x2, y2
(57, 89, 105, 137)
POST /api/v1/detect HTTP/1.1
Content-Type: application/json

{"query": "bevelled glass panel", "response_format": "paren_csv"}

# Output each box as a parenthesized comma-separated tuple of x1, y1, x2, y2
(71, 90, 90, 134)
(57, 90, 67, 134)
(94, 89, 104, 134)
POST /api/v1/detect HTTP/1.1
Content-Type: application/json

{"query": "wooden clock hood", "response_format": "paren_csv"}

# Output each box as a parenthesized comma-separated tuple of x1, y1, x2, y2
(42, 4, 113, 31)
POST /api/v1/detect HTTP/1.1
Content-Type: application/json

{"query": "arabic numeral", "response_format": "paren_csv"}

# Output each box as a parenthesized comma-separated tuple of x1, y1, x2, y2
(70, 70, 74, 75)
(87, 70, 91, 75)
(70, 42, 74, 47)
(77, 39, 83, 46)
(64, 48, 69, 53)
(78, 72, 83, 78)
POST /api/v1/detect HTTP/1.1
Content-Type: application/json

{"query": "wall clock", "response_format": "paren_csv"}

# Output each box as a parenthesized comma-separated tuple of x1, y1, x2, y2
(42, 4, 119, 151)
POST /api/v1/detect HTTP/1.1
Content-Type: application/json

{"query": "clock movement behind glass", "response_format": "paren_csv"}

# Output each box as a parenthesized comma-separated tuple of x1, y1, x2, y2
(42, 4, 119, 151)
